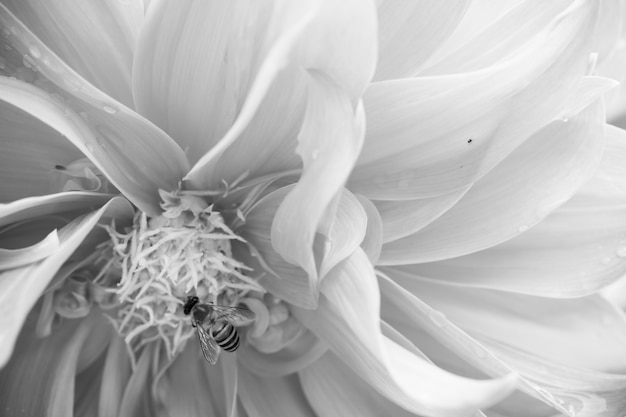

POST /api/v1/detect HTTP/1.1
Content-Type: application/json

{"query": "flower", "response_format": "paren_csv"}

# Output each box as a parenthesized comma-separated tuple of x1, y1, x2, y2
(1, 1, 626, 417)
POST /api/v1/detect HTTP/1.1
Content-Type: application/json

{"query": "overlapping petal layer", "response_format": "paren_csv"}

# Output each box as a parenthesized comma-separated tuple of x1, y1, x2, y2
(1, 0, 144, 106)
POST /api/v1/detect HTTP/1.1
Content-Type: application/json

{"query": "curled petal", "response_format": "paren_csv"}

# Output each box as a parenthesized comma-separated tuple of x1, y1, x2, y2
(292, 248, 517, 416)
(380, 272, 626, 415)
(271, 76, 365, 284)
(0, 230, 58, 269)
(0, 196, 133, 367)
(238, 329, 327, 378)
(355, 195, 383, 265)
(0, 76, 187, 216)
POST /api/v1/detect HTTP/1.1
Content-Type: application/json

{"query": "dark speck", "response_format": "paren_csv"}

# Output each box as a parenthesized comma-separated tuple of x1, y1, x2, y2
(467, 139, 473, 144)
(54, 165, 66, 170)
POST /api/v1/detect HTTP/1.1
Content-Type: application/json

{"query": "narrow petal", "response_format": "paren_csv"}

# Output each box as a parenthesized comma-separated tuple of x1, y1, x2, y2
(238, 368, 317, 417)
(0, 77, 187, 215)
(0, 230, 58, 269)
(118, 343, 157, 417)
(271, 76, 365, 283)
(98, 335, 132, 417)
(0, 192, 112, 228)
(380, 101, 604, 264)
(0, 196, 133, 367)
(422, 0, 579, 74)
(300, 352, 416, 417)
(0, 101, 84, 202)
(291, 248, 517, 416)
(381, 272, 626, 415)
(374, 0, 470, 80)
(350, 0, 598, 200)
(1, 0, 144, 106)
(156, 342, 220, 417)
(0, 313, 104, 416)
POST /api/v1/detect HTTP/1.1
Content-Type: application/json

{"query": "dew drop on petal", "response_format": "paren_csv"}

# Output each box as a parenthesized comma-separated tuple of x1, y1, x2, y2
(102, 103, 118, 114)
(518, 224, 529, 233)
(28, 45, 41, 58)
(22, 54, 37, 70)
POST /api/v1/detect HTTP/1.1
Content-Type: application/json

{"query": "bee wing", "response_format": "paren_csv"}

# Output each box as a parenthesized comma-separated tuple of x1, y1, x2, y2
(210, 305, 255, 326)
(196, 324, 219, 365)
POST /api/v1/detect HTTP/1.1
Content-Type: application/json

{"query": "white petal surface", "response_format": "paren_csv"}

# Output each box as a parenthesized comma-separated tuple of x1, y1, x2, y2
(1, 0, 143, 106)
(300, 352, 416, 417)
(380, 102, 604, 264)
(0, 230, 58, 269)
(351, 0, 598, 200)
(292, 248, 517, 416)
(381, 272, 626, 416)
(374, 0, 470, 80)
(0, 102, 84, 202)
(271, 77, 365, 284)
(0, 196, 133, 367)
(0, 77, 186, 215)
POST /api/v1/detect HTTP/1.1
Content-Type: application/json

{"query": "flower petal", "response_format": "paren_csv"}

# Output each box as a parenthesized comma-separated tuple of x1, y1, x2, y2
(381, 272, 626, 415)
(375, 186, 470, 244)
(300, 351, 417, 417)
(374, 0, 470, 81)
(1, 0, 144, 106)
(291, 248, 517, 416)
(380, 101, 604, 264)
(0, 196, 133, 367)
(136, 0, 316, 174)
(0, 76, 187, 215)
(0, 101, 84, 202)
(422, 0, 581, 74)
(156, 342, 220, 417)
(271, 76, 365, 284)
(238, 368, 317, 417)
(0, 192, 113, 228)
(350, 0, 598, 200)
(355, 194, 383, 265)
(0, 312, 103, 416)
(98, 335, 132, 417)
(238, 329, 327, 378)
(118, 343, 157, 417)
(0, 230, 58, 269)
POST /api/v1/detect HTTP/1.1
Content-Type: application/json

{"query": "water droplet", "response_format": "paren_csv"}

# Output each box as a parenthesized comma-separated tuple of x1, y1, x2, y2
(518, 225, 529, 233)
(28, 45, 41, 58)
(311, 149, 319, 160)
(22, 54, 37, 70)
(567, 404, 576, 417)
(102, 103, 118, 114)
(560, 117, 569, 122)
(428, 310, 447, 328)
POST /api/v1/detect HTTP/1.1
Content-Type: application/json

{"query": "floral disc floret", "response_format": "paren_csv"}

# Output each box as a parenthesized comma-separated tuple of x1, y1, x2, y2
(98, 189, 264, 360)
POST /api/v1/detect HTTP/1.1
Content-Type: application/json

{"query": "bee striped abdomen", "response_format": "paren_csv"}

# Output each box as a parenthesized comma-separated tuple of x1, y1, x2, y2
(211, 321, 240, 352)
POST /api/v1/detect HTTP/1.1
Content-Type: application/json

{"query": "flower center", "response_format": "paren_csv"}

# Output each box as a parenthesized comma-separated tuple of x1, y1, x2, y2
(96, 190, 264, 360)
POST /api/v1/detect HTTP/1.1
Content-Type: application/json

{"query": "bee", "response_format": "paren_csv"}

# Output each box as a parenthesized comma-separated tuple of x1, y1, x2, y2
(183, 295, 255, 365)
